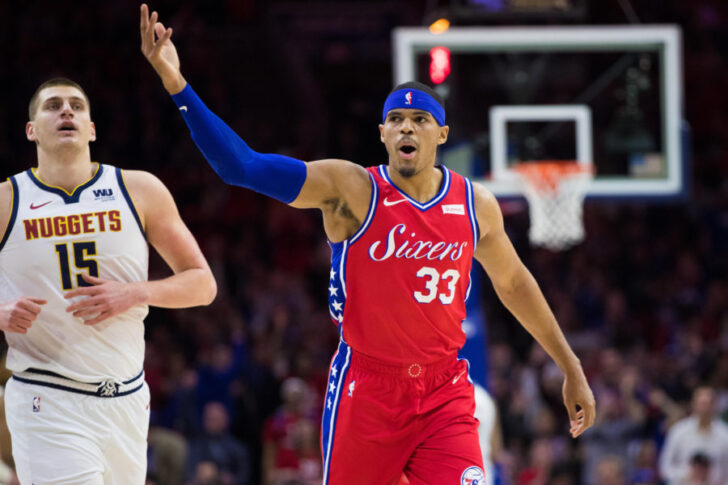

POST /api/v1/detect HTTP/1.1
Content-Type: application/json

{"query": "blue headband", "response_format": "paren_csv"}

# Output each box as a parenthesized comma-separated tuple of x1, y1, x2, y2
(382, 88, 446, 126)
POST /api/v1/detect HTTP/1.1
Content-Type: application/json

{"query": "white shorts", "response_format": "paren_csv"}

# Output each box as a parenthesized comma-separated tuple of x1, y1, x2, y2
(4, 375, 150, 485)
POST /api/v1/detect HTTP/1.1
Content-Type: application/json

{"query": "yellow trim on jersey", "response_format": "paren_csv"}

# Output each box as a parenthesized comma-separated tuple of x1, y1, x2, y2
(118, 169, 145, 231)
(31, 162, 100, 196)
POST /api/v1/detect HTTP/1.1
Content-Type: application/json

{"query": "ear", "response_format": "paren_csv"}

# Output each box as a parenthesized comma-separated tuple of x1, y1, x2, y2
(437, 125, 449, 145)
(378, 124, 385, 143)
(89, 121, 97, 142)
(26, 122, 36, 142)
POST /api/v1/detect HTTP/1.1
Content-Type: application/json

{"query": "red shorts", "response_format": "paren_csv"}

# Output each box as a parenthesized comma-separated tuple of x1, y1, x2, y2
(321, 339, 485, 485)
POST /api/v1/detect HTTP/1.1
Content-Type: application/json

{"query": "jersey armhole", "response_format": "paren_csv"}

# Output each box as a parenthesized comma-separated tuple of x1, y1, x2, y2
(115, 168, 147, 238)
(465, 178, 480, 249)
(348, 172, 378, 245)
(0, 177, 19, 252)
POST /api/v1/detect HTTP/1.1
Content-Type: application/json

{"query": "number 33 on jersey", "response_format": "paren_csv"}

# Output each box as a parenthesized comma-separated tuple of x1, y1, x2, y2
(328, 165, 479, 365)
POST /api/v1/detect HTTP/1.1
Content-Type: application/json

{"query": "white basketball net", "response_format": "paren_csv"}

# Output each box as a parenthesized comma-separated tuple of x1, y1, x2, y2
(510, 162, 594, 251)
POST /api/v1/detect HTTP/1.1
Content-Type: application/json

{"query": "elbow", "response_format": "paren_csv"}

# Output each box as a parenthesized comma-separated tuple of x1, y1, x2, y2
(198, 271, 218, 306)
(494, 265, 532, 300)
(204, 273, 218, 306)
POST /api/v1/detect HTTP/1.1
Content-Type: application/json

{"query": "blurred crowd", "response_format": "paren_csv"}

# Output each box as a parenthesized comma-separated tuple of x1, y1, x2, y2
(1, 1, 728, 484)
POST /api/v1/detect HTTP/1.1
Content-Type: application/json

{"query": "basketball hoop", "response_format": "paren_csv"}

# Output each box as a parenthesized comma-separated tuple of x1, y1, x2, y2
(509, 161, 594, 251)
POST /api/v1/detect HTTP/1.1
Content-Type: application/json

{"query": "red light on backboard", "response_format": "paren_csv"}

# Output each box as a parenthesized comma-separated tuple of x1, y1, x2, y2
(429, 47, 451, 84)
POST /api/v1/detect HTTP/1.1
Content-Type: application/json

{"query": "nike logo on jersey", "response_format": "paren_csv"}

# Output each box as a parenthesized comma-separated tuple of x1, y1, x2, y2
(29, 201, 52, 210)
(452, 369, 467, 384)
(383, 197, 408, 207)
(179, 106, 188, 112)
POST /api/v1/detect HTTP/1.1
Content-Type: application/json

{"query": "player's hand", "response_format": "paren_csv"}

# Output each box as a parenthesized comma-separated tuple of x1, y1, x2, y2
(562, 367, 596, 438)
(64, 274, 147, 326)
(0, 297, 47, 334)
(140, 4, 186, 94)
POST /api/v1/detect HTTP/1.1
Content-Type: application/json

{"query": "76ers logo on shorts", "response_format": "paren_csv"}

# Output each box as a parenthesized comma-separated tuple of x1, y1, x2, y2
(32, 396, 41, 413)
(460, 466, 485, 485)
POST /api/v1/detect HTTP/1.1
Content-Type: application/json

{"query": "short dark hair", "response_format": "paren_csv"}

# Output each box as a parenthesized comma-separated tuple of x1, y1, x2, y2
(29, 77, 90, 120)
(390, 81, 445, 109)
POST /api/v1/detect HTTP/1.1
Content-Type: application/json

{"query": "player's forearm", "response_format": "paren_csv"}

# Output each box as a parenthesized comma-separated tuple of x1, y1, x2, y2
(136, 268, 216, 308)
(170, 85, 306, 203)
(495, 267, 582, 375)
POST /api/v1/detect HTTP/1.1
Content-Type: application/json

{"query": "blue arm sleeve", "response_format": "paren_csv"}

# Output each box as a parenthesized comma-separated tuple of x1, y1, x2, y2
(171, 84, 307, 204)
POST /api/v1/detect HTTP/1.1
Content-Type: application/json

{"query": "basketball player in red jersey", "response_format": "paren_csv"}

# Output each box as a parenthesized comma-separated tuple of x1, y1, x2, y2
(141, 5, 596, 484)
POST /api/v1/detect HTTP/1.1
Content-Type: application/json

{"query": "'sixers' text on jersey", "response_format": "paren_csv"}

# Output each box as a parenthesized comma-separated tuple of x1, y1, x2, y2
(328, 165, 479, 365)
(0, 164, 148, 381)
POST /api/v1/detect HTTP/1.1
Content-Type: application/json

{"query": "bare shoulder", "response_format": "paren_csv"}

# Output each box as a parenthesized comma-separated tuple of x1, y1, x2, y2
(471, 181, 504, 238)
(308, 158, 369, 174)
(118, 170, 178, 230)
(0, 180, 11, 205)
(120, 169, 174, 206)
(119, 169, 168, 193)
(293, 157, 371, 211)
(0, 180, 11, 239)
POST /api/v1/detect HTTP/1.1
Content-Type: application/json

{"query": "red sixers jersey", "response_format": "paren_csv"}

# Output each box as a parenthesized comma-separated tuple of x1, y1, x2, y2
(327, 165, 479, 365)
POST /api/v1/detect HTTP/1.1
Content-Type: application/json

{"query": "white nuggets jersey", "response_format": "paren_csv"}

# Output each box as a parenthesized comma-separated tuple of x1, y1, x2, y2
(0, 163, 148, 381)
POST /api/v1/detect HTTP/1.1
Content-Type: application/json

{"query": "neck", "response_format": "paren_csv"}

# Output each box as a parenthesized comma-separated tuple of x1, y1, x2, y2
(387, 164, 443, 203)
(35, 146, 95, 191)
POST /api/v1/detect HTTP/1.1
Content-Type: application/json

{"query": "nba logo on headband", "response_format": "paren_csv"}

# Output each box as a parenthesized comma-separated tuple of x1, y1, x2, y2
(382, 86, 446, 126)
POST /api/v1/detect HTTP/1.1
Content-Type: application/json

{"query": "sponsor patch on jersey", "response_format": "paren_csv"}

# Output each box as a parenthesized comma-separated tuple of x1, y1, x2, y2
(442, 204, 465, 215)
(461, 466, 485, 485)
(92, 188, 115, 201)
(32, 396, 41, 413)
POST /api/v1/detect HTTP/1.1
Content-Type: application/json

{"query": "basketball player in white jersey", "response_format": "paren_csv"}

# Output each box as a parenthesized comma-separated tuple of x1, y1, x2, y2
(0, 77, 217, 484)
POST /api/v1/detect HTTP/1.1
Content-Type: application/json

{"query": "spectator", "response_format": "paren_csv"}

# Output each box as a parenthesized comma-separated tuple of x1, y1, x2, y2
(581, 388, 644, 484)
(262, 377, 320, 485)
(187, 402, 251, 485)
(659, 387, 728, 485)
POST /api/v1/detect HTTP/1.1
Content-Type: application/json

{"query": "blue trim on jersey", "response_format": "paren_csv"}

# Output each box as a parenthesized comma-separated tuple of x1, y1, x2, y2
(339, 240, 348, 298)
(465, 178, 480, 247)
(322, 340, 353, 485)
(378, 164, 451, 211)
(115, 167, 146, 237)
(0, 177, 19, 252)
(26, 163, 104, 204)
(327, 172, 376, 332)
(348, 173, 378, 244)
(328, 241, 346, 334)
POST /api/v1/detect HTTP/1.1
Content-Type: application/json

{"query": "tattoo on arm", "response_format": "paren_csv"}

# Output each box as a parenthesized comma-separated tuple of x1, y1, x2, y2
(323, 197, 361, 232)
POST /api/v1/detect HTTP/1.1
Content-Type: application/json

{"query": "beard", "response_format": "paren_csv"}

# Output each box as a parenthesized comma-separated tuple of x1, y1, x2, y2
(396, 165, 416, 178)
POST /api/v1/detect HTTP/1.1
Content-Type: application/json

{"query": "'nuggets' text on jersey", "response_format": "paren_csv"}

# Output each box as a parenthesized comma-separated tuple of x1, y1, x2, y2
(0, 164, 148, 381)
(23, 211, 122, 240)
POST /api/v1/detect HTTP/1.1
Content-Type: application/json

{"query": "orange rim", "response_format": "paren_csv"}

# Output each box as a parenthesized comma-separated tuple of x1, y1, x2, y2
(511, 161, 594, 192)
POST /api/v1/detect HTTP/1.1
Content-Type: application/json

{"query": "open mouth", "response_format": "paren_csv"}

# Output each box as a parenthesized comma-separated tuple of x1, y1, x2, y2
(58, 122, 77, 132)
(398, 141, 417, 159)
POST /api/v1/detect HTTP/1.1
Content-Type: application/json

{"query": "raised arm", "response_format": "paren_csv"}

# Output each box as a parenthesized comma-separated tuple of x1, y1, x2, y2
(65, 170, 216, 324)
(139, 4, 371, 241)
(471, 183, 596, 438)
